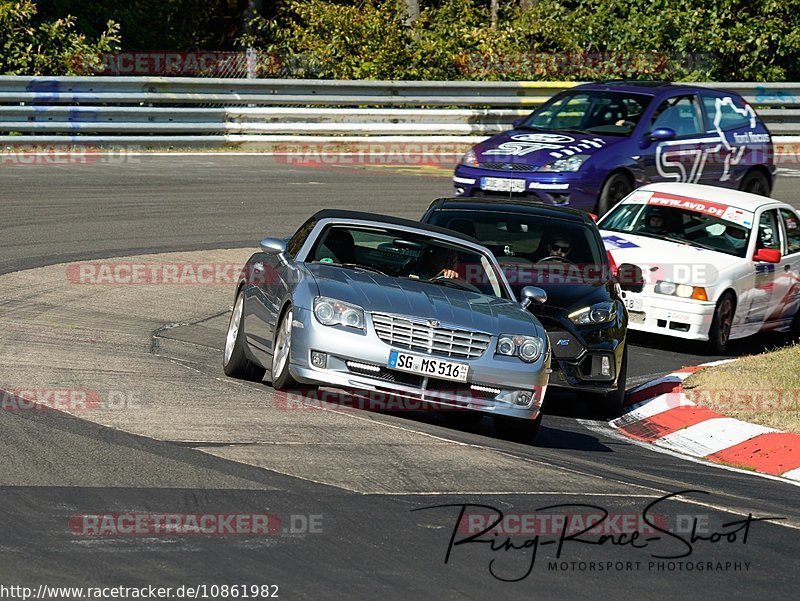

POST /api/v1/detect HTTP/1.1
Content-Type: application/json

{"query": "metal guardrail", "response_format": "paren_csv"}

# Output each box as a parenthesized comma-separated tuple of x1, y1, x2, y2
(1, 77, 800, 144)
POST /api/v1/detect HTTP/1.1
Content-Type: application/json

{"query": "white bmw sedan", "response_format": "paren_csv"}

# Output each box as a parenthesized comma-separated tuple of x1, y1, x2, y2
(598, 182, 800, 352)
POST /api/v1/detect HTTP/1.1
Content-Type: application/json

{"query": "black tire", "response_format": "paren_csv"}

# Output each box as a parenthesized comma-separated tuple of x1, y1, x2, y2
(597, 172, 633, 216)
(790, 309, 800, 342)
(739, 170, 771, 197)
(599, 344, 628, 418)
(493, 412, 542, 444)
(271, 305, 299, 390)
(223, 290, 266, 381)
(708, 292, 735, 354)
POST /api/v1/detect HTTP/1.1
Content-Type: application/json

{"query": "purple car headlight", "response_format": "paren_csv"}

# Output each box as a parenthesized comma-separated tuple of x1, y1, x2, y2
(539, 154, 589, 173)
(459, 148, 480, 167)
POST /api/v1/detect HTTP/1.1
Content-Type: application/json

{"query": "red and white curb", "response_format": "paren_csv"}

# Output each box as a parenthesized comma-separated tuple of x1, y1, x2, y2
(611, 361, 800, 482)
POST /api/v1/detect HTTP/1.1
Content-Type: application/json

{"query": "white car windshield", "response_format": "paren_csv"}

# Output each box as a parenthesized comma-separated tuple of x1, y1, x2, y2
(307, 224, 509, 299)
(600, 202, 752, 258)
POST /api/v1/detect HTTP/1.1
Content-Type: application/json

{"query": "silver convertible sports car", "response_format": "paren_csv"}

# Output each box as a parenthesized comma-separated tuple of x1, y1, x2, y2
(223, 210, 552, 441)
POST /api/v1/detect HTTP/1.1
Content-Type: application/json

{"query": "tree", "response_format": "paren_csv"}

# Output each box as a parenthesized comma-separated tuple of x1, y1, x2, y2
(0, 0, 120, 75)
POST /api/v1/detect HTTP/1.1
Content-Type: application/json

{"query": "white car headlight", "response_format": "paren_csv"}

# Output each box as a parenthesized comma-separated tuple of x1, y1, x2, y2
(539, 154, 589, 173)
(496, 334, 545, 363)
(568, 301, 616, 325)
(313, 297, 365, 330)
(459, 148, 480, 167)
(654, 281, 708, 301)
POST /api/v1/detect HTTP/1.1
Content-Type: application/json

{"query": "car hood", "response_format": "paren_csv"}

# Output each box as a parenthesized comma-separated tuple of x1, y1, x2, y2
(600, 231, 741, 286)
(514, 281, 616, 313)
(474, 129, 626, 166)
(306, 264, 541, 336)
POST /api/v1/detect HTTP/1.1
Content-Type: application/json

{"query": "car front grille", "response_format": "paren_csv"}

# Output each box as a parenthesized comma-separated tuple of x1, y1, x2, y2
(479, 162, 538, 172)
(371, 313, 491, 359)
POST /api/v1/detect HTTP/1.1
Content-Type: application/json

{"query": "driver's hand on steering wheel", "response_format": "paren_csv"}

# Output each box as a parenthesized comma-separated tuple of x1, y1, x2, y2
(435, 268, 459, 279)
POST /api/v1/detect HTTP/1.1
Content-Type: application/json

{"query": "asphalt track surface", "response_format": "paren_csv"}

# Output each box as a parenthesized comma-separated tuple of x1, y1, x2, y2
(1, 156, 799, 600)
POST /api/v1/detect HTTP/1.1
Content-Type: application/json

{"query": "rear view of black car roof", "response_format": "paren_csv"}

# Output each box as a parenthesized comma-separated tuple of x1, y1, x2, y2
(312, 208, 480, 243)
(427, 198, 597, 225)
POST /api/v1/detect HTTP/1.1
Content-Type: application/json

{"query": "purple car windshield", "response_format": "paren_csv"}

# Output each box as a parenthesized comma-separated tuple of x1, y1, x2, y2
(519, 90, 654, 137)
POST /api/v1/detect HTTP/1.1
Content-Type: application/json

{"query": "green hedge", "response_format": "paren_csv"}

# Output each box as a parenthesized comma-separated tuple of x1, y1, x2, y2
(244, 0, 800, 81)
(4, 0, 800, 80)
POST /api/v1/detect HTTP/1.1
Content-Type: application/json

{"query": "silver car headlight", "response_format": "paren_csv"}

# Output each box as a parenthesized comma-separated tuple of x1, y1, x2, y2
(568, 301, 616, 325)
(313, 297, 365, 330)
(496, 334, 545, 363)
(539, 153, 589, 173)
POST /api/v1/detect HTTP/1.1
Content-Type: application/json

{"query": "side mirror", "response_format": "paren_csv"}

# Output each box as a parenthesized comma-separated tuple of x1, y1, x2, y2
(260, 237, 287, 255)
(753, 248, 781, 263)
(520, 285, 547, 309)
(646, 127, 676, 142)
(616, 263, 644, 293)
(512, 117, 525, 128)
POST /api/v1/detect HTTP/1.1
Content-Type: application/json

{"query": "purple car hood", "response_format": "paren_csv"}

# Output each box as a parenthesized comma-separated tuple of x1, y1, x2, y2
(474, 129, 626, 166)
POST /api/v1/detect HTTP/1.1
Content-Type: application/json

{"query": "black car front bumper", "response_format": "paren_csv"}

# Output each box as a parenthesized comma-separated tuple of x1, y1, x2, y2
(539, 318, 625, 395)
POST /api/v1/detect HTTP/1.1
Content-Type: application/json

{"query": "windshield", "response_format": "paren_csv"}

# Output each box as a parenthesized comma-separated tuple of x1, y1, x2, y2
(520, 90, 653, 136)
(600, 201, 753, 258)
(426, 210, 610, 291)
(306, 224, 509, 299)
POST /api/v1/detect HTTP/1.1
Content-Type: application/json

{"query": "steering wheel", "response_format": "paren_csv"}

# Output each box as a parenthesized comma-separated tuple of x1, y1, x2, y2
(535, 255, 575, 265)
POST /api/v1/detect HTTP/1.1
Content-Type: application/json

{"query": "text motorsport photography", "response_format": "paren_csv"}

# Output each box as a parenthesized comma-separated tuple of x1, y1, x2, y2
(412, 491, 783, 581)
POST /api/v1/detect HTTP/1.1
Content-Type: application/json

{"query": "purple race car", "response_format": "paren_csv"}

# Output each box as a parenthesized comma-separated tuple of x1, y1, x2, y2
(453, 81, 775, 215)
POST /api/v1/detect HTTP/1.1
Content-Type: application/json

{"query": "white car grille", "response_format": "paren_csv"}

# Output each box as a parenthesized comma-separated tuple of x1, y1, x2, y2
(371, 313, 491, 359)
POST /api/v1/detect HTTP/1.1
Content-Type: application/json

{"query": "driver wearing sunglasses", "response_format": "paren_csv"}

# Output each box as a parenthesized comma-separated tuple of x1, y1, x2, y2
(547, 235, 572, 258)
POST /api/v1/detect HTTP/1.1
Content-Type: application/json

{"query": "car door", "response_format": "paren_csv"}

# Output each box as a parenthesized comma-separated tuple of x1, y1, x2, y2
(741, 209, 784, 330)
(642, 94, 717, 185)
(699, 93, 759, 186)
(245, 217, 315, 353)
(769, 208, 800, 326)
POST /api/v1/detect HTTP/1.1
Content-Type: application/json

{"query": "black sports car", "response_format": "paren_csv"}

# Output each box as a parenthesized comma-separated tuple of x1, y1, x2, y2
(422, 198, 641, 415)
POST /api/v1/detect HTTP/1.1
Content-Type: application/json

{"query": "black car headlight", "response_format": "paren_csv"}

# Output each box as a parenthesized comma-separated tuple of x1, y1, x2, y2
(568, 301, 616, 325)
(313, 297, 365, 330)
(496, 334, 545, 363)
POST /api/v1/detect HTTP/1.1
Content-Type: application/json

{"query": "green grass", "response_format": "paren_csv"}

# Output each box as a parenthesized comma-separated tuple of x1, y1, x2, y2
(682, 344, 800, 434)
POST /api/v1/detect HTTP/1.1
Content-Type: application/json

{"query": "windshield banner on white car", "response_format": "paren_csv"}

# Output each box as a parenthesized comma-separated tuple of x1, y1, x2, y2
(633, 191, 755, 228)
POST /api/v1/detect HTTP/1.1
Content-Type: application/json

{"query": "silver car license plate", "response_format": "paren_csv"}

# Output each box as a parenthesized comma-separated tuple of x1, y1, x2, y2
(388, 350, 469, 382)
(481, 177, 526, 193)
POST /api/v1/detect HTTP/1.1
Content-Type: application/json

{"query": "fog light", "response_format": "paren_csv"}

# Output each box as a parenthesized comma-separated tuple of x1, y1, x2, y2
(455, 187, 465, 196)
(471, 384, 501, 395)
(601, 356, 611, 377)
(311, 351, 327, 368)
(515, 391, 532, 406)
